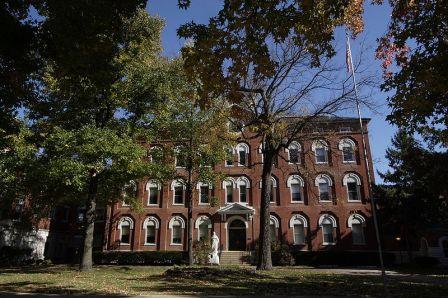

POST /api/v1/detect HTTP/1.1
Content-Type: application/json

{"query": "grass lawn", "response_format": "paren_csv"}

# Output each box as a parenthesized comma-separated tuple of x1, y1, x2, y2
(0, 265, 447, 297)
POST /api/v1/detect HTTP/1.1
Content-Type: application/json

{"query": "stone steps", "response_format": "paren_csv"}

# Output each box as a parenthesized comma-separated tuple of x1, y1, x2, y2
(220, 251, 252, 265)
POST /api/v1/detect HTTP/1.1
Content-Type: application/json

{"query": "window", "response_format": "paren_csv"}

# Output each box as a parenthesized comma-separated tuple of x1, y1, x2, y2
(270, 177, 277, 203)
(343, 173, 362, 202)
(270, 216, 279, 242)
(146, 180, 160, 205)
(287, 175, 304, 203)
(200, 186, 209, 204)
(236, 143, 249, 166)
(77, 208, 85, 223)
(171, 180, 185, 205)
(119, 217, 134, 245)
(339, 127, 352, 133)
(225, 147, 234, 166)
(348, 214, 365, 245)
(143, 217, 159, 245)
(150, 146, 163, 164)
(196, 216, 212, 240)
(169, 216, 185, 245)
(312, 140, 328, 163)
(290, 214, 307, 245)
(287, 142, 301, 164)
(122, 180, 137, 206)
(319, 214, 337, 245)
(315, 174, 332, 202)
(174, 146, 186, 167)
(226, 183, 233, 203)
(237, 177, 250, 204)
(339, 139, 356, 163)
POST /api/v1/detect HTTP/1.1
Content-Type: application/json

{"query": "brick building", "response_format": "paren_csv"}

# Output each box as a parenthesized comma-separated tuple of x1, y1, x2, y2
(102, 116, 378, 256)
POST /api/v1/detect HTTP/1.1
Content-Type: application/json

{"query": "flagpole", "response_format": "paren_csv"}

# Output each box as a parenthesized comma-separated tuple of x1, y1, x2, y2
(346, 32, 388, 283)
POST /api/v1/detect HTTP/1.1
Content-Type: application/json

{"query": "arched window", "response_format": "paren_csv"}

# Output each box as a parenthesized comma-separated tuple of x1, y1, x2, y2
(149, 146, 163, 164)
(118, 217, 134, 245)
(312, 140, 328, 164)
(174, 146, 186, 168)
(315, 174, 332, 202)
(339, 139, 356, 163)
(169, 216, 185, 245)
(222, 178, 236, 203)
(287, 175, 305, 203)
(270, 215, 280, 242)
(143, 216, 159, 245)
(343, 173, 362, 201)
(121, 180, 137, 207)
(225, 146, 234, 166)
(259, 176, 278, 203)
(146, 180, 161, 206)
(236, 177, 250, 204)
(171, 179, 185, 205)
(348, 214, 365, 245)
(290, 214, 308, 245)
(195, 215, 212, 240)
(197, 181, 212, 204)
(286, 141, 301, 164)
(236, 143, 249, 166)
(318, 214, 337, 245)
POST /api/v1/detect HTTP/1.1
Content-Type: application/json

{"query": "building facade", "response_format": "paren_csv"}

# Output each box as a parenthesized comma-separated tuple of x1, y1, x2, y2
(104, 117, 378, 254)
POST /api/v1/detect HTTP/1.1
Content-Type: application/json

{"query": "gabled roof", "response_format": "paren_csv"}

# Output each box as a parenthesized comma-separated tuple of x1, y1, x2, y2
(217, 203, 255, 215)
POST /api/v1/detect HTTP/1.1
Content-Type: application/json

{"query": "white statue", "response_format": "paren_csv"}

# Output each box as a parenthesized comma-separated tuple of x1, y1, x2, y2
(209, 232, 220, 265)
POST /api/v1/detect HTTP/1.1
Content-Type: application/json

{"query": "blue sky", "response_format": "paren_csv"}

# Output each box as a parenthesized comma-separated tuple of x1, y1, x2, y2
(146, 1, 396, 182)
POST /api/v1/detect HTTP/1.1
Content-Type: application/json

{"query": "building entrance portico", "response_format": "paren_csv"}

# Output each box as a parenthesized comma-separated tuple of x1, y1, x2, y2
(217, 203, 255, 251)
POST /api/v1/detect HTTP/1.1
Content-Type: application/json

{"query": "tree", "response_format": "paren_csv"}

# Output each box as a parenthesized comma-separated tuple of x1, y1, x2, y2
(177, 0, 373, 270)
(375, 0, 448, 146)
(32, 3, 172, 271)
(376, 130, 448, 258)
(155, 59, 230, 265)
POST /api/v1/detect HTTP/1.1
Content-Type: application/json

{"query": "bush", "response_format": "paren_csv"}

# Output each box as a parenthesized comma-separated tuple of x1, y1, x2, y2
(253, 241, 295, 266)
(193, 237, 211, 265)
(413, 256, 439, 268)
(0, 246, 33, 267)
(93, 251, 187, 265)
(292, 251, 396, 267)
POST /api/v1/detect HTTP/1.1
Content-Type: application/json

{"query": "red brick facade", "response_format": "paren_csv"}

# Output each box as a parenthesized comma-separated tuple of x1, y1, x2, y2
(105, 117, 377, 253)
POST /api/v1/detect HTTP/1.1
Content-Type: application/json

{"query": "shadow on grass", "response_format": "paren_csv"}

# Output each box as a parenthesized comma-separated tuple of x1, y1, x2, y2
(130, 267, 448, 297)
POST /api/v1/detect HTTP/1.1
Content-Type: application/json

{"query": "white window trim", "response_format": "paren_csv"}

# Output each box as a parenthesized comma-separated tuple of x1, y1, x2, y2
(225, 146, 234, 167)
(348, 213, 366, 245)
(146, 180, 161, 206)
(195, 215, 212, 240)
(287, 175, 305, 203)
(312, 140, 329, 164)
(343, 173, 362, 202)
(118, 217, 134, 245)
(318, 214, 337, 246)
(197, 182, 212, 205)
(315, 174, 332, 202)
(223, 178, 236, 204)
(236, 143, 250, 167)
(171, 179, 186, 205)
(285, 141, 302, 164)
(142, 216, 159, 246)
(339, 138, 356, 164)
(169, 216, 185, 246)
(236, 176, 250, 204)
(290, 214, 308, 245)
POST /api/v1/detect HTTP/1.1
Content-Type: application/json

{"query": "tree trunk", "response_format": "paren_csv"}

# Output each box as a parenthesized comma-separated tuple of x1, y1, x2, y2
(257, 151, 273, 270)
(186, 165, 194, 265)
(79, 170, 98, 271)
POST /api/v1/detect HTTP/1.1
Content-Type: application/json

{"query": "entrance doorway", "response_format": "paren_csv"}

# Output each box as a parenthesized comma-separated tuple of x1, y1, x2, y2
(228, 219, 246, 251)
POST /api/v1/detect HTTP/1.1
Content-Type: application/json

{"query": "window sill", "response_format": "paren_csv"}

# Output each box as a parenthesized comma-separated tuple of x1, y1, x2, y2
(319, 200, 332, 203)
(170, 243, 183, 246)
(225, 164, 234, 167)
(347, 200, 362, 203)
(291, 201, 304, 204)
(198, 203, 210, 206)
(322, 242, 336, 246)
(172, 203, 185, 206)
(147, 204, 159, 207)
(288, 162, 301, 165)
(315, 162, 328, 165)
(120, 243, 131, 246)
(342, 161, 356, 164)
(144, 243, 156, 246)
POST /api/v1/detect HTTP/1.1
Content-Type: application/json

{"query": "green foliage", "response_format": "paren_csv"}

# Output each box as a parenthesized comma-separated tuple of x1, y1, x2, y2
(376, 0, 448, 146)
(93, 251, 187, 265)
(193, 237, 211, 265)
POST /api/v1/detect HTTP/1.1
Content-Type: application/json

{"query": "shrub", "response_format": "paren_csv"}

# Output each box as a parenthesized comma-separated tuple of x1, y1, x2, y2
(93, 251, 187, 265)
(193, 237, 211, 265)
(0, 246, 33, 267)
(413, 256, 439, 268)
(253, 241, 295, 266)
